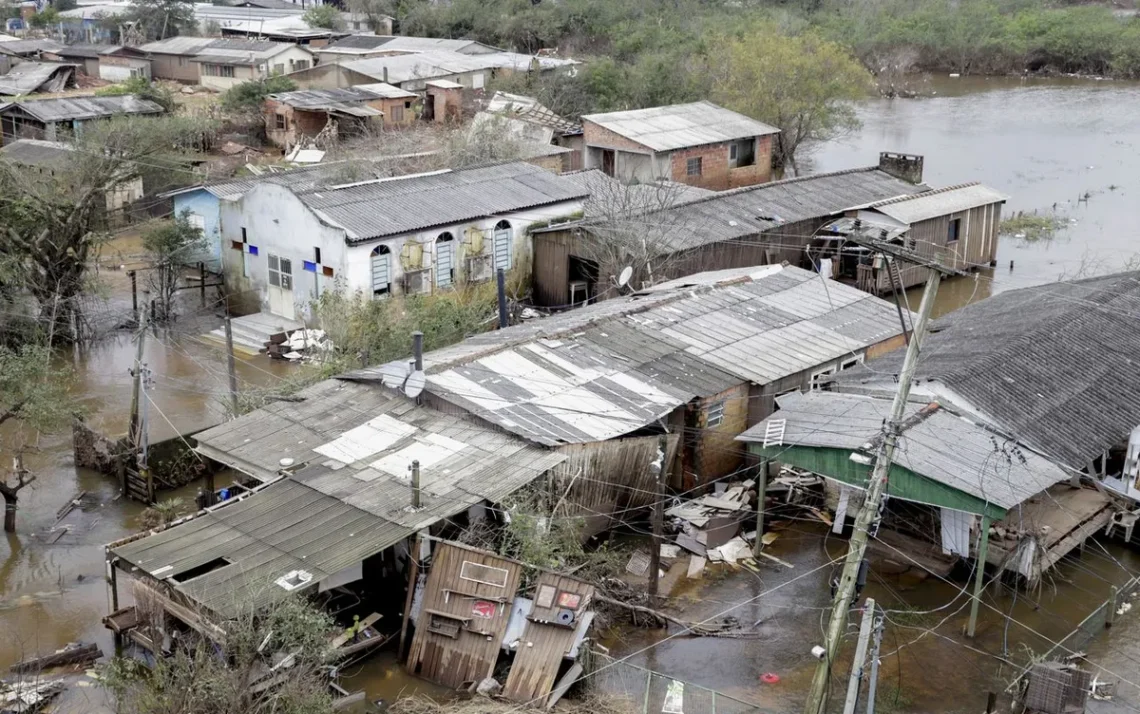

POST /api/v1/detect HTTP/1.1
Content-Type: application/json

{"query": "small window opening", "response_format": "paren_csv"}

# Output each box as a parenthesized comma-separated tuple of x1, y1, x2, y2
(706, 400, 725, 428)
(686, 157, 702, 177)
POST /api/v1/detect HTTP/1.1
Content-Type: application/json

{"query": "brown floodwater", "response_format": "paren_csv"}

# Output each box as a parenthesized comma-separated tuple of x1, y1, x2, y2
(6, 77, 1140, 711)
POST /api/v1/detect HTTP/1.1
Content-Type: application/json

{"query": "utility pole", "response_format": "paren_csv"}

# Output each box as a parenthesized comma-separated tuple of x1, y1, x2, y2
(842, 598, 876, 714)
(128, 300, 148, 447)
(647, 433, 668, 600)
(753, 459, 769, 558)
(804, 236, 961, 714)
(865, 605, 886, 714)
(139, 362, 154, 504)
(223, 316, 239, 416)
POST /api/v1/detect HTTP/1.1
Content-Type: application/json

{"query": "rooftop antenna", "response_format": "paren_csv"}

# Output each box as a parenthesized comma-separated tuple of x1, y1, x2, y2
(404, 331, 425, 400)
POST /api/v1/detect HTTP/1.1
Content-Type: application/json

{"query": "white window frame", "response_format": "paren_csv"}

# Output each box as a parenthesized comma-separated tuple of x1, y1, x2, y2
(459, 560, 509, 588)
(492, 220, 512, 271)
(810, 366, 836, 391)
(706, 400, 725, 428)
(839, 354, 865, 371)
(268, 254, 293, 290)
(371, 244, 391, 296)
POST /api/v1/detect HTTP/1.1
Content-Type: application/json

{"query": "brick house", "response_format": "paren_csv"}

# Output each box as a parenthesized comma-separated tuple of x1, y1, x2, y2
(581, 101, 779, 190)
(263, 83, 418, 149)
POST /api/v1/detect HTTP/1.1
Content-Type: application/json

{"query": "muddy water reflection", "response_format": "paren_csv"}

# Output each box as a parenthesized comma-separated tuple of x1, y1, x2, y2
(0, 326, 291, 670)
(812, 75, 1140, 315)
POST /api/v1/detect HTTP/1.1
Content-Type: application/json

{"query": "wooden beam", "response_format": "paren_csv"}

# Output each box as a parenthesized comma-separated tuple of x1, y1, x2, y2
(398, 533, 422, 662)
(967, 514, 990, 638)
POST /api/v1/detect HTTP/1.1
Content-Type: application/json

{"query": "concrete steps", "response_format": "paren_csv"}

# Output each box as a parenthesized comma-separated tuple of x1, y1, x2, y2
(203, 312, 305, 356)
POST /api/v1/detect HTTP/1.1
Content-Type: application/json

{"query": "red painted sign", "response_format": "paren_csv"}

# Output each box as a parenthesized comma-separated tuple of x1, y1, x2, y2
(472, 600, 496, 619)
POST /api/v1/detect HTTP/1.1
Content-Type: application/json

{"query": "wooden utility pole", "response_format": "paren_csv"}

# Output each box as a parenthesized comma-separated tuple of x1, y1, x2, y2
(865, 603, 885, 714)
(128, 303, 148, 447)
(647, 433, 668, 600)
(804, 265, 945, 714)
(139, 362, 153, 504)
(223, 316, 239, 416)
(753, 459, 769, 558)
(842, 598, 876, 714)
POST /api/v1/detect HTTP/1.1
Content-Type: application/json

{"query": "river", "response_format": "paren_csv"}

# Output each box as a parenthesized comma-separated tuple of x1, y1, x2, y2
(812, 75, 1140, 316)
(4, 77, 1140, 712)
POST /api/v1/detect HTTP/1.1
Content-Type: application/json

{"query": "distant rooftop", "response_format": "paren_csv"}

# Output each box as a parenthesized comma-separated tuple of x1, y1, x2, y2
(0, 138, 73, 167)
(582, 101, 779, 153)
(0, 94, 163, 121)
(298, 161, 588, 242)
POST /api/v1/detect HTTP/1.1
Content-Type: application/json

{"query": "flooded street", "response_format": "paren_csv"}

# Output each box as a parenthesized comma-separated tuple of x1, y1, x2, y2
(812, 75, 1140, 316)
(5, 76, 1140, 712)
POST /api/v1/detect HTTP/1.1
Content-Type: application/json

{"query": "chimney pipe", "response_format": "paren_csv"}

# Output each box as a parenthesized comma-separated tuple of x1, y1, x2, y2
(412, 330, 423, 371)
(411, 459, 421, 508)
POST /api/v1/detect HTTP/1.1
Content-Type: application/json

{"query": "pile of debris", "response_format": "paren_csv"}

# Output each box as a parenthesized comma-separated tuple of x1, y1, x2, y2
(269, 328, 333, 361)
(0, 679, 65, 714)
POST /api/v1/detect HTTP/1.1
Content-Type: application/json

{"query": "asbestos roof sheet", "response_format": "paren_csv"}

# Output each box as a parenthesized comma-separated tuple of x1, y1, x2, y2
(352, 81, 417, 99)
(137, 36, 218, 55)
(0, 61, 75, 95)
(343, 50, 492, 84)
(0, 138, 73, 166)
(870, 182, 1008, 224)
(582, 101, 779, 152)
(55, 43, 119, 58)
(0, 39, 64, 56)
(299, 161, 589, 242)
(120, 380, 564, 615)
(269, 86, 387, 108)
(837, 271, 1140, 470)
(566, 167, 927, 253)
(193, 39, 304, 62)
(0, 93, 163, 121)
(560, 168, 714, 217)
(739, 391, 1070, 512)
(353, 265, 907, 446)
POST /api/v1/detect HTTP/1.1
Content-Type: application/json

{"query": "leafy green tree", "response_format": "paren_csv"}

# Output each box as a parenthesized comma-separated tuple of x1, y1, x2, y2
(709, 23, 874, 172)
(124, 0, 196, 40)
(221, 75, 297, 113)
(28, 7, 60, 27)
(302, 3, 344, 30)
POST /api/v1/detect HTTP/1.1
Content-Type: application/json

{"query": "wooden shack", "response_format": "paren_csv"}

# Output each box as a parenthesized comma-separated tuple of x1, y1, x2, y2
(502, 572, 596, 703)
(406, 542, 523, 688)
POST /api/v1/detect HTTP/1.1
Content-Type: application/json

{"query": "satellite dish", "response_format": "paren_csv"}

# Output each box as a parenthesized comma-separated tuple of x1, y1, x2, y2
(403, 370, 426, 399)
(617, 266, 633, 288)
(378, 361, 411, 390)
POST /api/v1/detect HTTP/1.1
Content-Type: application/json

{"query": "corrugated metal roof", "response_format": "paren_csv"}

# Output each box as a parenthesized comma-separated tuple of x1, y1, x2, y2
(0, 39, 64, 56)
(268, 86, 389, 108)
(562, 167, 927, 253)
(0, 138, 72, 166)
(114, 380, 565, 616)
(0, 93, 163, 121)
(137, 36, 218, 55)
(836, 271, 1140, 470)
(319, 33, 390, 51)
(739, 391, 1070, 512)
(342, 49, 572, 85)
(299, 161, 589, 242)
(582, 101, 779, 152)
(870, 182, 1008, 224)
(560, 168, 714, 218)
(352, 81, 417, 99)
(55, 43, 119, 58)
(352, 265, 907, 446)
(485, 91, 581, 135)
(192, 39, 305, 62)
(0, 62, 75, 95)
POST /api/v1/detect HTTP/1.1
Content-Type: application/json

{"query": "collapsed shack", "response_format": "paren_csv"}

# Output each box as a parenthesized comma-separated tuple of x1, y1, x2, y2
(73, 418, 215, 504)
(406, 540, 598, 707)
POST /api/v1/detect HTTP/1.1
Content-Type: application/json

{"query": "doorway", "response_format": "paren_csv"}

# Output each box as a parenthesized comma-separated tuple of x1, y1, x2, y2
(267, 253, 295, 319)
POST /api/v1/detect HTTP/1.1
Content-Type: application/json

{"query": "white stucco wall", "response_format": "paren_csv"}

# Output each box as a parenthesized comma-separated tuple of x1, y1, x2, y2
(199, 47, 314, 90)
(99, 62, 151, 82)
(220, 180, 584, 318)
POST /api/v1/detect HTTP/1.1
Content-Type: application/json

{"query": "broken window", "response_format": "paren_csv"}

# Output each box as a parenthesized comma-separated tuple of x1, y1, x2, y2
(840, 355, 864, 371)
(947, 217, 962, 244)
(427, 613, 462, 638)
(706, 400, 725, 428)
(729, 139, 755, 167)
(686, 157, 702, 177)
(460, 560, 509, 588)
(811, 367, 835, 391)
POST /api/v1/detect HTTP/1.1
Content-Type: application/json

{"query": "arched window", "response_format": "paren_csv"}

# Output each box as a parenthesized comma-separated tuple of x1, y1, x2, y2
(436, 232, 455, 289)
(492, 220, 512, 271)
(371, 244, 391, 296)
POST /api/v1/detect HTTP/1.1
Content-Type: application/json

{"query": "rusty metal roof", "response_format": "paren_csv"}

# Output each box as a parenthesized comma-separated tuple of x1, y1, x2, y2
(352, 264, 907, 446)
(582, 101, 779, 152)
(114, 379, 565, 616)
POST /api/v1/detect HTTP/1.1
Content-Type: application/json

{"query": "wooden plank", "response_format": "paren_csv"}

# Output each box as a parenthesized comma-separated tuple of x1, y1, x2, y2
(755, 550, 794, 569)
(503, 573, 595, 703)
(545, 662, 583, 709)
(329, 612, 381, 649)
(9, 643, 102, 673)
